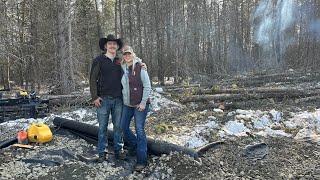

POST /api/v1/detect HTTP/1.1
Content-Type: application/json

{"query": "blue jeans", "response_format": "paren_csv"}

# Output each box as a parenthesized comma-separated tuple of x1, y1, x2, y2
(97, 97, 123, 154)
(121, 104, 149, 165)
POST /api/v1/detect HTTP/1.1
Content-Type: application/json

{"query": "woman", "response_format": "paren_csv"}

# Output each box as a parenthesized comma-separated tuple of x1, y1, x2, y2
(121, 46, 151, 171)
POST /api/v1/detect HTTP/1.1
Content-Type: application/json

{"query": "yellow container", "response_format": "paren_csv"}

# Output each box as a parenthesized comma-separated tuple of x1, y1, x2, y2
(27, 123, 53, 143)
(19, 90, 28, 97)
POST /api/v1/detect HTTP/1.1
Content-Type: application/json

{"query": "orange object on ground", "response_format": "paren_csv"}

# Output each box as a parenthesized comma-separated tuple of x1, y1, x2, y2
(17, 131, 28, 144)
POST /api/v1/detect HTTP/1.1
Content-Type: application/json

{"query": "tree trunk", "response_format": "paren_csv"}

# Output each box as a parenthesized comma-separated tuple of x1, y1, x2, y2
(115, 0, 118, 37)
(119, 0, 123, 37)
(94, 0, 103, 37)
(136, 0, 143, 57)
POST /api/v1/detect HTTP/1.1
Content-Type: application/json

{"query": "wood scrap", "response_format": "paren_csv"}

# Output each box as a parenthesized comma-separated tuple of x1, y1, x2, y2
(12, 144, 36, 150)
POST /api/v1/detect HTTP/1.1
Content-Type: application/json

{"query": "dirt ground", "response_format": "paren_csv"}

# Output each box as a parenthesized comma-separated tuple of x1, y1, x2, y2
(2, 133, 320, 179)
(1, 105, 320, 179)
(1, 71, 320, 179)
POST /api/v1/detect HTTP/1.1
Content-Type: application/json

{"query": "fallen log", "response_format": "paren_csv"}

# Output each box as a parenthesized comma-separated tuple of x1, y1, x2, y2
(181, 90, 320, 103)
(165, 87, 196, 93)
(45, 93, 91, 107)
(181, 94, 244, 103)
(195, 100, 276, 111)
(236, 74, 320, 87)
(164, 84, 200, 89)
(194, 87, 318, 95)
(295, 96, 320, 104)
(53, 117, 223, 158)
(0, 137, 17, 149)
(216, 71, 320, 88)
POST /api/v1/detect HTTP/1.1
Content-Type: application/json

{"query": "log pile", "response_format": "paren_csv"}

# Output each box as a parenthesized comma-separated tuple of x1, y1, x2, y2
(182, 88, 320, 103)
(162, 71, 320, 110)
(42, 71, 319, 109)
(44, 92, 91, 107)
(219, 71, 320, 87)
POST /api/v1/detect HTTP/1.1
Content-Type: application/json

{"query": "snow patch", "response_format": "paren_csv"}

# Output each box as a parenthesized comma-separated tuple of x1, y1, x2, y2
(200, 110, 208, 115)
(235, 109, 255, 115)
(185, 136, 207, 148)
(60, 108, 95, 121)
(253, 115, 271, 129)
(285, 109, 320, 131)
(164, 119, 219, 148)
(150, 91, 184, 112)
(183, 120, 218, 148)
(235, 114, 252, 121)
(154, 87, 164, 93)
(208, 116, 217, 120)
(221, 120, 251, 137)
(0, 116, 53, 133)
(269, 109, 282, 122)
(213, 108, 224, 114)
(294, 128, 320, 143)
(257, 127, 291, 137)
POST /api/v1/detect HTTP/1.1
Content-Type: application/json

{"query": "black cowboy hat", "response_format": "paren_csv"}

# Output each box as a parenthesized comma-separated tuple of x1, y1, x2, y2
(99, 34, 123, 51)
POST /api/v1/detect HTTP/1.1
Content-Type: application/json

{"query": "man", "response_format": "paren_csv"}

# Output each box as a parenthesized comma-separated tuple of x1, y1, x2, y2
(89, 34, 125, 162)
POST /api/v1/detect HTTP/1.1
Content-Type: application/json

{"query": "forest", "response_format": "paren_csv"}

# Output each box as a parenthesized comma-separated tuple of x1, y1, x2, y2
(1, 0, 319, 93)
(1, 1, 320, 179)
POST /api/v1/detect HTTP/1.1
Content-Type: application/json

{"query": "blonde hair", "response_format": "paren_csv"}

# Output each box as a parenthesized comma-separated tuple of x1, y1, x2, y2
(122, 46, 138, 76)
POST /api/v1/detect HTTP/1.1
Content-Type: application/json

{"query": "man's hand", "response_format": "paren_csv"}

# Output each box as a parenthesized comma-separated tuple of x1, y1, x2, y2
(137, 103, 146, 112)
(141, 63, 147, 70)
(93, 97, 102, 108)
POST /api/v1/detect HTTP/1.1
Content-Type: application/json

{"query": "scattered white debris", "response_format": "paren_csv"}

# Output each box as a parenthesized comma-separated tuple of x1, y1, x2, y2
(221, 121, 250, 137)
(253, 115, 271, 129)
(59, 108, 113, 128)
(213, 108, 223, 114)
(202, 120, 219, 130)
(235, 109, 254, 115)
(269, 109, 282, 122)
(183, 120, 218, 148)
(2, 99, 320, 151)
(294, 128, 320, 143)
(256, 127, 291, 137)
(84, 87, 90, 92)
(227, 111, 236, 116)
(185, 136, 207, 148)
(0, 116, 52, 127)
(60, 108, 95, 121)
(0, 116, 53, 137)
(150, 91, 184, 112)
(156, 119, 219, 148)
(200, 110, 208, 115)
(189, 102, 199, 109)
(0, 108, 97, 135)
(235, 114, 252, 121)
(284, 120, 299, 129)
(286, 109, 320, 129)
(154, 87, 164, 93)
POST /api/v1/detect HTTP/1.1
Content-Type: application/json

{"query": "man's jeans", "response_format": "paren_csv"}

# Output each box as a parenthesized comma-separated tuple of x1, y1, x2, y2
(97, 97, 123, 154)
(121, 104, 149, 165)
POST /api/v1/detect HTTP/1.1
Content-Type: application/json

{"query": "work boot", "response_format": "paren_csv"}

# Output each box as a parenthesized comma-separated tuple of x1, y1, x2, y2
(98, 153, 106, 163)
(134, 164, 146, 172)
(115, 150, 126, 160)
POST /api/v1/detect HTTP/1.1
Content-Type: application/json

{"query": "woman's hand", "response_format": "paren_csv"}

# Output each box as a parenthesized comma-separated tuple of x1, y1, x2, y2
(137, 103, 146, 111)
(93, 97, 102, 108)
